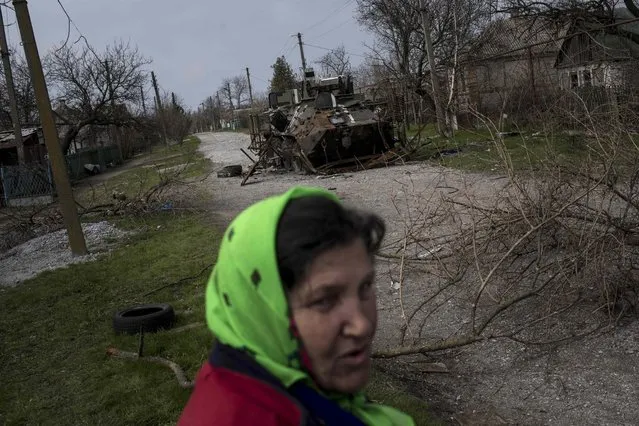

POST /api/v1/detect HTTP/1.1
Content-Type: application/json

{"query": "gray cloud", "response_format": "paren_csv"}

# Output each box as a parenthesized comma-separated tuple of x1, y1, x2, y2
(4, 0, 373, 108)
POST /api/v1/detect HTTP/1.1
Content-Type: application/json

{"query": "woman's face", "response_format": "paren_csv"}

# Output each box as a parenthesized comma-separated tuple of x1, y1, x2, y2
(287, 238, 377, 394)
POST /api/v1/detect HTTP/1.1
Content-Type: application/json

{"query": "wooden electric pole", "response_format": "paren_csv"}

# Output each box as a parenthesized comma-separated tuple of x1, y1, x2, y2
(297, 32, 308, 99)
(419, 0, 448, 137)
(104, 60, 123, 161)
(151, 71, 168, 145)
(0, 9, 25, 164)
(140, 85, 147, 115)
(246, 67, 254, 108)
(13, 0, 87, 255)
(216, 91, 222, 130)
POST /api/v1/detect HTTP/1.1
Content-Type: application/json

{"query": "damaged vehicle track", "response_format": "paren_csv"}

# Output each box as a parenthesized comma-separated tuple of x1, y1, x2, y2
(198, 131, 639, 425)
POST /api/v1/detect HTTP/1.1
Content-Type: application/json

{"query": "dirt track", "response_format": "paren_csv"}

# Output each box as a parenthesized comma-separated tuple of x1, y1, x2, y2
(197, 132, 639, 425)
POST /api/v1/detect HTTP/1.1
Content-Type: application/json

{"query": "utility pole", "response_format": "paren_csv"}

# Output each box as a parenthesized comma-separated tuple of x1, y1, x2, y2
(0, 9, 24, 164)
(297, 32, 308, 99)
(216, 91, 222, 130)
(105, 60, 123, 161)
(13, 0, 87, 255)
(140, 85, 147, 116)
(419, 0, 448, 137)
(225, 81, 233, 109)
(246, 67, 254, 108)
(151, 71, 168, 145)
(209, 96, 215, 131)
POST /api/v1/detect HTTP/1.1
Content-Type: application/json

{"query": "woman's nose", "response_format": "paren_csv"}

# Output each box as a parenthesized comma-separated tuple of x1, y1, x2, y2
(341, 299, 374, 338)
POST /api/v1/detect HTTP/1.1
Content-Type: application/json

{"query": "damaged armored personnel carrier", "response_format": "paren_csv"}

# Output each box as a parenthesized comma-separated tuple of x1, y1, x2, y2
(250, 71, 394, 173)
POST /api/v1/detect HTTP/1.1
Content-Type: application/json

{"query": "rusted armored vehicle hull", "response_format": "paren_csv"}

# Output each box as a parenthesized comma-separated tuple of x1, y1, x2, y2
(291, 111, 393, 168)
(250, 75, 395, 173)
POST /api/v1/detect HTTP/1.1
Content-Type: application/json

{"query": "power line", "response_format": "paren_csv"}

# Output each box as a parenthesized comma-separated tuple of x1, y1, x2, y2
(0, 1, 14, 11)
(277, 37, 293, 57)
(307, 17, 354, 42)
(302, 0, 356, 35)
(55, 0, 101, 61)
(303, 42, 369, 59)
(283, 43, 298, 60)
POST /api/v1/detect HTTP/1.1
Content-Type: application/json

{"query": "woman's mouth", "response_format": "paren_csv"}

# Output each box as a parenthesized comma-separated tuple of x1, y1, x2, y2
(340, 346, 370, 365)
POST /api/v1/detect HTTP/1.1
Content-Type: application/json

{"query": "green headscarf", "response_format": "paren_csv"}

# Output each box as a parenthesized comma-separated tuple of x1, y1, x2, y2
(205, 186, 415, 426)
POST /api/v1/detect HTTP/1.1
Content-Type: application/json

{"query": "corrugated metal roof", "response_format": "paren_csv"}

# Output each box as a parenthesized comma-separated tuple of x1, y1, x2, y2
(469, 17, 568, 60)
(0, 128, 40, 145)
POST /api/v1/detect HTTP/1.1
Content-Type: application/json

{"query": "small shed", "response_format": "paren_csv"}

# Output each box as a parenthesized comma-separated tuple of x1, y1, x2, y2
(0, 127, 46, 166)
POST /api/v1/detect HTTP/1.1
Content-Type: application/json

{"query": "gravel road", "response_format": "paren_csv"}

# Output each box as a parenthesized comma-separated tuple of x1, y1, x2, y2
(197, 132, 639, 426)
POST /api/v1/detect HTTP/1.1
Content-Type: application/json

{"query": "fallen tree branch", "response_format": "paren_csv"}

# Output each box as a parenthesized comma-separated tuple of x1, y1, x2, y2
(106, 347, 194, 388)
(373, 335, 486, 358)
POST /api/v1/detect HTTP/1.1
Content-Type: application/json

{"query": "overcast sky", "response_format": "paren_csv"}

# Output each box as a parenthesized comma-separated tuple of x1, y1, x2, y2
(3, 0, 375, 109)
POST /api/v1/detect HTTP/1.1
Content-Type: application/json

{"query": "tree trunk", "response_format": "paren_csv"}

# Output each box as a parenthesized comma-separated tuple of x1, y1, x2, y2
(420, 2, 450, 137)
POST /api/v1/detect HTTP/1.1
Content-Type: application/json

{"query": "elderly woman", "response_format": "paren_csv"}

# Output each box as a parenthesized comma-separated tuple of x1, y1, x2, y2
(179, 186, 414, 426)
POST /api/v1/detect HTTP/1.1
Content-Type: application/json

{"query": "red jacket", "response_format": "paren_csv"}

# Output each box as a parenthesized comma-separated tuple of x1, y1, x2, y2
(179, 344, 367, 426)
(178, 362, 307, 426)
(178, 344, 317, 426)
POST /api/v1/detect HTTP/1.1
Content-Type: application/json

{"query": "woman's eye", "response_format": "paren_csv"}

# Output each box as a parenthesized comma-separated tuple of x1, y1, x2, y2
(312, 295, 337, 311)
(360, 281, 374, 298)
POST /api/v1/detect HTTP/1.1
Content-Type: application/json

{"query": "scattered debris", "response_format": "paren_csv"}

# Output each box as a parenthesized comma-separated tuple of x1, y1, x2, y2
(84, 163, 101, 175)
(217, 164, 243, 178)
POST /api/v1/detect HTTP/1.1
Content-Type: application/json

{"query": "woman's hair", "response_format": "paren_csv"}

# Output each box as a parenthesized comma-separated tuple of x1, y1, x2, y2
(276, 195, 385, 290)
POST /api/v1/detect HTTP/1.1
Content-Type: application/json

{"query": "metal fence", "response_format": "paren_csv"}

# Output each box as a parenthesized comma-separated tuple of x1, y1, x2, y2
(65, 145, 122, 180)
(0, 162, 54, 206)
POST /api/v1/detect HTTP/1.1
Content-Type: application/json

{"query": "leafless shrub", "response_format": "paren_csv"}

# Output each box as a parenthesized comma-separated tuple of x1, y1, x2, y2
(374, 80, 639, 358)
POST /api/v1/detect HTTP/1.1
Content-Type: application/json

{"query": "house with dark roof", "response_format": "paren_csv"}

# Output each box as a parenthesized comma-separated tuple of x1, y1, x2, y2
(458, 16, 568, 116)
(555, 8, 639, 90)
(458, 8, 639, 121)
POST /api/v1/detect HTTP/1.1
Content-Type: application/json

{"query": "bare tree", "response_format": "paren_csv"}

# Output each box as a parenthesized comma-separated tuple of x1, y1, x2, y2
(356, 0, 492, 128)
(219, 78, 234, 110)
(231, 75, 249, 108)
(161, 91, 192, 144)
(45, 41, 151, 155)
(0, 49, 37, 128)
(314, 45, 352, 76)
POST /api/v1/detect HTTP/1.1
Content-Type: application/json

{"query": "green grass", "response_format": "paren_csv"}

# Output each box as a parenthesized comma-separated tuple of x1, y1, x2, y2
(407, 124, 588, 172)
(0, 213, 218, 425)
(75, 136, 210, 208)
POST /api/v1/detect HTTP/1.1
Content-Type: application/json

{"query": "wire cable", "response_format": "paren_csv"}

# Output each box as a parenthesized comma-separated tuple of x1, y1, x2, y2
(302, 0, 355, 35)
(307, 17, 354, 42)
(55, 0, 101, 60)
(0, 1, 14, 12)
(303, 42, 369, 59)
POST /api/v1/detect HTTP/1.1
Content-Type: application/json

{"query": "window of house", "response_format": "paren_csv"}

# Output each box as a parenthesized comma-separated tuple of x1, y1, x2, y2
(570, 72, 579, 89)
(582, 70, 592, 86)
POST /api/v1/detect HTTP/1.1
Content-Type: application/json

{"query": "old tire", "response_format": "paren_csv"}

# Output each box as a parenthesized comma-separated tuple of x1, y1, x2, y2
(217, 165, 242, 178)
(113, 303, 176, 335)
